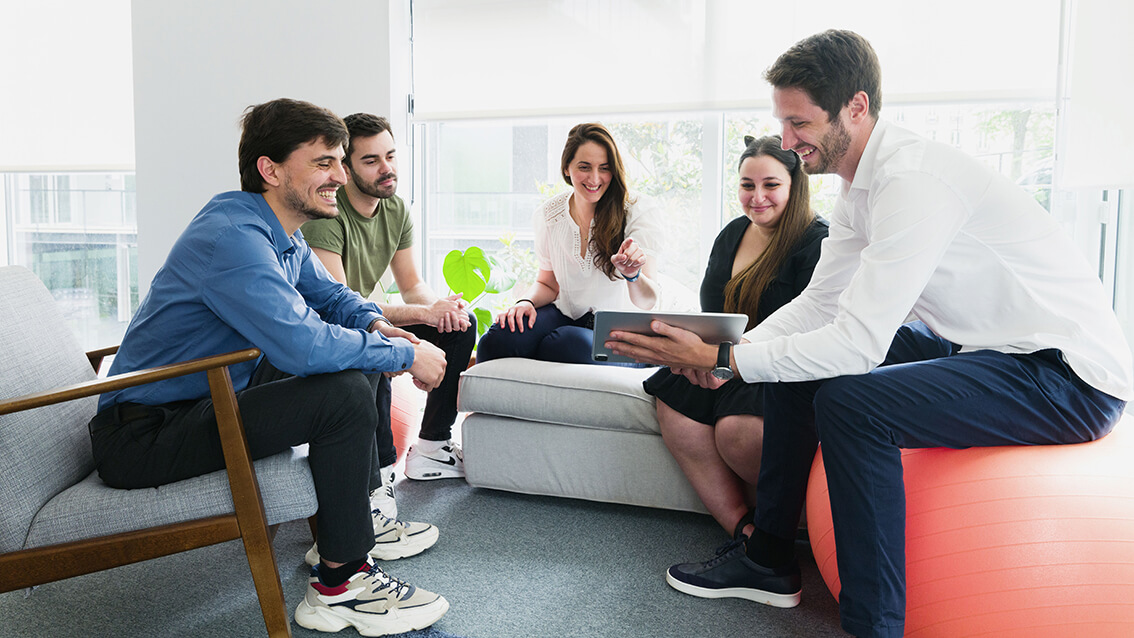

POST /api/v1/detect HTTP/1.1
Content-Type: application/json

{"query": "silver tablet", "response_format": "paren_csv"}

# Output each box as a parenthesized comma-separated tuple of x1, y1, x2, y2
(592, 309, 748, 364)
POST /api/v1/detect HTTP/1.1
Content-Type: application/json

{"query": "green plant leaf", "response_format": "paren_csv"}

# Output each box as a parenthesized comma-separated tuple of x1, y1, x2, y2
(473, 306, 493, 338)
(443, 247, 490, 300)
(483, 255, 517, 294)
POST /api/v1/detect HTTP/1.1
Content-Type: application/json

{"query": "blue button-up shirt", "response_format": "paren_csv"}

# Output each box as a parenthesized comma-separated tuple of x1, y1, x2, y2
(99, 191, 414, 410)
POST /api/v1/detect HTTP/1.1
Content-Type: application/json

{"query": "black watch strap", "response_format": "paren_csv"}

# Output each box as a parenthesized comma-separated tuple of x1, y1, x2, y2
(717, 342, 732, 369)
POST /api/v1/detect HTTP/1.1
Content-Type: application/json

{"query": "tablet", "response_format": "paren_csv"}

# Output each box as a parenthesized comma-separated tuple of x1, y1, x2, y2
(592, 309, 748, 364)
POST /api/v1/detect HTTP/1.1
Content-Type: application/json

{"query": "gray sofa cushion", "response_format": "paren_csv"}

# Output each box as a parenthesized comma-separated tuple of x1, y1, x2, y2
(458, 358, 659, 434)
(25, 447, 317, 548)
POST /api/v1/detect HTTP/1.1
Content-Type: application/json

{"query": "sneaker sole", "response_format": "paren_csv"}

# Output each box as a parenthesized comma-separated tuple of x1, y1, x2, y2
(665, 571, 801, 608)
(404, 465, 465, 481)
(370, 525, 440, 560)
(304, 525, 439, 566)
(295, 595, 449, 636)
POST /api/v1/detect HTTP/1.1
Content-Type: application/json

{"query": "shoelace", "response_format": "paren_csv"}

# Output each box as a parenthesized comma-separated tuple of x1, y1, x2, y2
(703, 536, 747, 569)
(366, 562, 412, 599)
(371, 511, 407, 530)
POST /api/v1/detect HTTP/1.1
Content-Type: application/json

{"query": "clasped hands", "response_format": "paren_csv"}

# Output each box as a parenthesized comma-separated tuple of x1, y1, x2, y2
(429, 293, 471, 333)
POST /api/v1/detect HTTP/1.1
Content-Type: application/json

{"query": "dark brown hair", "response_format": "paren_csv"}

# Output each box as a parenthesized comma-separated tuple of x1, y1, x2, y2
(764, 29, 882, 122)
(238, 98, 348, 193)
(724, 135, 815, 329)
(560, 123, 634, 280)
(343, 112, 393, 169)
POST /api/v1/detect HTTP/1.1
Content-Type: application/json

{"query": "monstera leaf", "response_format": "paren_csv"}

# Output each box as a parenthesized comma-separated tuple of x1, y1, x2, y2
(443, 246, 491, 302)
(484, 255, 517, 295)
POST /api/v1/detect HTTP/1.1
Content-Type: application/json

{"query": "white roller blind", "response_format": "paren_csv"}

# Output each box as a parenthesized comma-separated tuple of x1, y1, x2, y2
(0, 0, 135, 170)
(1059, 0, 1134, 189)
(413, 0, 1060, 120)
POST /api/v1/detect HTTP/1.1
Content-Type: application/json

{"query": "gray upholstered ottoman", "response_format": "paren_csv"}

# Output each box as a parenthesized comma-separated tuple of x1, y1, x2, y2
(456, 358, 708, 514)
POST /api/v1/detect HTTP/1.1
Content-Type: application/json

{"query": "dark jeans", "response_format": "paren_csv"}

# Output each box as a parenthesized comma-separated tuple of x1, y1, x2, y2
(477, 304, 640, 367)
(371, 313, 477, 467)
(755, 322, 1127, 638)
(89, 360, 385, 564)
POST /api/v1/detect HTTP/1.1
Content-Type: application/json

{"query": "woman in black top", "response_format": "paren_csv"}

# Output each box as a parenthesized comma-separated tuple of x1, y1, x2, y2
(644, 135, 828, 538)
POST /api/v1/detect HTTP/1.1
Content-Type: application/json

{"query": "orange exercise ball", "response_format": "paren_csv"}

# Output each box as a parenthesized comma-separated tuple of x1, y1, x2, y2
(389, 374, 425, 464)
(806, 418, 1134, 637)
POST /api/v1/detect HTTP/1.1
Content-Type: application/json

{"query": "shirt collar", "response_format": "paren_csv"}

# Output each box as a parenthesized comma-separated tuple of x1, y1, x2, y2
(251, 192, 298, 256)
(842, 119, 889, 197)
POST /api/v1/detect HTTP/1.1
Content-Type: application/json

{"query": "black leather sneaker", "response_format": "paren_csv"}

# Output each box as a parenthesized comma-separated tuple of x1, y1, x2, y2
(666, 538, 802, 608)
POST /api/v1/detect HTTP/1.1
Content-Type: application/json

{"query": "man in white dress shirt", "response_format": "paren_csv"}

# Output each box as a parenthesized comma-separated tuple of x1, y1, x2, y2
(606, 29, 1133, 638)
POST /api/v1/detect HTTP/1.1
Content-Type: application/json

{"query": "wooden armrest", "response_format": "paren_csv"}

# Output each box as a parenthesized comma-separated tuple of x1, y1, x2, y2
(87, 345, 120, 373)
(0, 348, 261, 416)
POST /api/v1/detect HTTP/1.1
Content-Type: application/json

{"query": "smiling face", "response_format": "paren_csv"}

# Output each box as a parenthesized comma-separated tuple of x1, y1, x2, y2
(738, 154, 792, 230)
(275, 138, 347, 222)
(346, 130, 398, 199)
(773, 86, 851, 177)
(564, 141, 612, 207)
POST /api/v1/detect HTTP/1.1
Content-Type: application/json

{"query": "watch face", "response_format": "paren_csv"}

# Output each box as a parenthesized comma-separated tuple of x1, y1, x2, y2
(712, 367, 734, 380)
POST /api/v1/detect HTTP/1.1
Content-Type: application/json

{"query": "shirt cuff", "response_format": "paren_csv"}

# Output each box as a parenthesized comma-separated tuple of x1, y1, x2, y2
(733, 341, 773, 384)
(386, 337, 416, 371)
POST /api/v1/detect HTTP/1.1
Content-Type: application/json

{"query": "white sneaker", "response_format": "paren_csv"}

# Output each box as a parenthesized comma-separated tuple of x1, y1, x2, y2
(370, 483, 397, 521)
(295, 558, 449, 635)
(405, 441, 465, 481)
(305, 511, 439, 566)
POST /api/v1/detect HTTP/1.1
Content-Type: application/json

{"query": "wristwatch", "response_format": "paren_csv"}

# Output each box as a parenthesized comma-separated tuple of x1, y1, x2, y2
(712, 342, 734, 380)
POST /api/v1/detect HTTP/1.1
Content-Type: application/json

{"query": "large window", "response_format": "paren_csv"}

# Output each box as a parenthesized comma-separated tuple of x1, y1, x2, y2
(414, 100, 1054, 308)
(410, 0, 1066, 313)
(2, 173, 138, 347)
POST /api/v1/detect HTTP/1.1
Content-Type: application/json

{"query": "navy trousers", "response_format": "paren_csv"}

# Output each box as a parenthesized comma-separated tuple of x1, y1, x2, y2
(476, 304, 599, 365)
(756, 322, 1127, 638)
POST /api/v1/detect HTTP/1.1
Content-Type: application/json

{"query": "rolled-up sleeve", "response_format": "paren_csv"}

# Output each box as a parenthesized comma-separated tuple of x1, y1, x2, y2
(202, 226, 414, 377)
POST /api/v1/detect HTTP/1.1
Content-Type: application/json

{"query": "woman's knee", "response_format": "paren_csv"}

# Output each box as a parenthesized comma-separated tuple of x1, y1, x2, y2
(537, 326, 593, 363)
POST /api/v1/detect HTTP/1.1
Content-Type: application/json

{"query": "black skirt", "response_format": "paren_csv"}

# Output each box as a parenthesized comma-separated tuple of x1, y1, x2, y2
(643, 367, 765, 426)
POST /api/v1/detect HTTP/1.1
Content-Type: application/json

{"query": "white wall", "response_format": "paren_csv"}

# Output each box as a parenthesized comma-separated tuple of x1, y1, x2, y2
(131, 0, 411, 289)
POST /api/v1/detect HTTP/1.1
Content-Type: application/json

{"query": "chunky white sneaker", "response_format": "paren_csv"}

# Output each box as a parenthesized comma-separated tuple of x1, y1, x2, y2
(305, 512, 439, 566)
(405, 441, 465, 480)
(295, 558, 449, 636)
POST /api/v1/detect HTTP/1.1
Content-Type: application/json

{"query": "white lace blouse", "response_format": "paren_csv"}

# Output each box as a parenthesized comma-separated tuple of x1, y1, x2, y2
(533, 190, 663, 320)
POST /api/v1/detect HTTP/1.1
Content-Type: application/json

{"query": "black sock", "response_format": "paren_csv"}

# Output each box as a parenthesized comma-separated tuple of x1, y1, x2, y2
(319, 557, 367, 587)
(745, 526, 795, 568)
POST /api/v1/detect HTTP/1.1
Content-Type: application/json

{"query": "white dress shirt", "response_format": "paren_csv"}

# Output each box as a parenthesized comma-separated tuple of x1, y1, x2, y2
(533, 190, 663, 319)
(735, 120, 1134, 401)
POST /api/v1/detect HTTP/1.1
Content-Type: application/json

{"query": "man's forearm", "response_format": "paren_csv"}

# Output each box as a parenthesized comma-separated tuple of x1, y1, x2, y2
(376, 302, 427, 327)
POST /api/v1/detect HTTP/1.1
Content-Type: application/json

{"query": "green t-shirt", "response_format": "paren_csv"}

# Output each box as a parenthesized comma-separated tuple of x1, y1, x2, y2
(301, 190, 414, 298)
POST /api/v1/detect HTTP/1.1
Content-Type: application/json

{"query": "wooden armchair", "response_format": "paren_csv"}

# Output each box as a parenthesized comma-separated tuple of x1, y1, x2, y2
(0, 265, 317, 637)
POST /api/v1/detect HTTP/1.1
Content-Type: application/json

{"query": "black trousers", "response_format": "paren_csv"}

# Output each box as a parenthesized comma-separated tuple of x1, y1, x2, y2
(89, 360, 387, 564)
(373, 314, 476, 467)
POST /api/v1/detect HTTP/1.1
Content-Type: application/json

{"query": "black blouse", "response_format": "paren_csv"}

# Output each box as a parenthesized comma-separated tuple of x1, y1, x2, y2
(699, 216, 829, 325)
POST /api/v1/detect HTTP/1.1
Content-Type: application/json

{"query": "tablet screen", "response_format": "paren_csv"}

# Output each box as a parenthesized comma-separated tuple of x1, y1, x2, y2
(591, 310, 747, 364)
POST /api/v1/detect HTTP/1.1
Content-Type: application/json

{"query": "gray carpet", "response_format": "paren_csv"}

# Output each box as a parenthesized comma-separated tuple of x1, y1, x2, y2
(0, 478, 844, 637)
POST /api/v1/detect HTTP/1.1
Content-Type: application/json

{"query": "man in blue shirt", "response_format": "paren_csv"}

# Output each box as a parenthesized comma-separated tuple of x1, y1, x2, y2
(89, 98, 451, 635)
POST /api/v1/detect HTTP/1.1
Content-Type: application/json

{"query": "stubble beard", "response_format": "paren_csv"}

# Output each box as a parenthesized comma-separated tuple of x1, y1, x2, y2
(803, 117, 851, 176)
(356, 171, 398, 200)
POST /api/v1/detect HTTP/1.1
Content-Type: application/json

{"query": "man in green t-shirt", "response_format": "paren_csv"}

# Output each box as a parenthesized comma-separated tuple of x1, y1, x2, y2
(303, 113, 475, 499)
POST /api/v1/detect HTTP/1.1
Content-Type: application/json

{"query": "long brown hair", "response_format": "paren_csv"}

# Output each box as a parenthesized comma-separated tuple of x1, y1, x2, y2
(560, 123, 634, 280)
(724, 135, 815, 329)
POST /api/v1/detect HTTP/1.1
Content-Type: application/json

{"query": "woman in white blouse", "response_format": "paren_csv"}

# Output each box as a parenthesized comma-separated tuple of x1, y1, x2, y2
(476, 122, 663, 364)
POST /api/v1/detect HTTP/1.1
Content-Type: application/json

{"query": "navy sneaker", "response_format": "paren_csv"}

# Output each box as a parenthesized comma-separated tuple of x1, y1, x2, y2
(666, 538, 802, 608)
